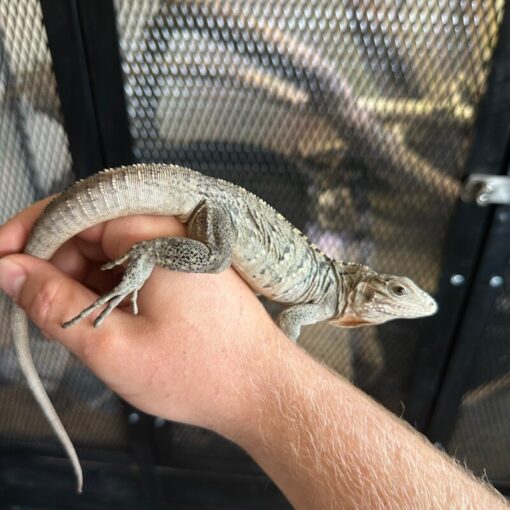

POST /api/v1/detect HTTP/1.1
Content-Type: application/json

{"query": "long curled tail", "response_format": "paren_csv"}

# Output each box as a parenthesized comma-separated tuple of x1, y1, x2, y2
(11, 303, 83, 493)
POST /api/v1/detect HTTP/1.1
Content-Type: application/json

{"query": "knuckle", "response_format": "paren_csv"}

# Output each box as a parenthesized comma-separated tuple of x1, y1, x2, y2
(78, 324, 119, 366)
(79, 335, 104, 365)
(26, 279, 61, 333)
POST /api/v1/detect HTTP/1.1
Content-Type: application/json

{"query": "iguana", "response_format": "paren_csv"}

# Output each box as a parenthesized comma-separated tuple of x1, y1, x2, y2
(10, 163, 437, 492)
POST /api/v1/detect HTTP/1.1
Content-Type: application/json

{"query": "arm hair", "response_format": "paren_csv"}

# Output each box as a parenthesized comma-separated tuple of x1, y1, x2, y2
(230, 333, 508, 510)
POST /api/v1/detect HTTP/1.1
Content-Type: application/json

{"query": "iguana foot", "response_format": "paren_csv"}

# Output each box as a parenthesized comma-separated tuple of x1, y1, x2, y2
(62, 213, 234, 330)
(62, 249, 155, 329)
(277, 302, 337, 341)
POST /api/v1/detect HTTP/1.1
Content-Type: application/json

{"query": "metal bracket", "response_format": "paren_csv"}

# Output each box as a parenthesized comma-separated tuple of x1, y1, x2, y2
(461, 174, 510, 206)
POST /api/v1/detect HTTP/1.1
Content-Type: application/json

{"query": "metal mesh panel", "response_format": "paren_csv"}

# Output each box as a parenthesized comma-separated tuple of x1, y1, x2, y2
(447, 258, 510, 481)
(0, 0, 127, 450)
(114, 0, 504, 412)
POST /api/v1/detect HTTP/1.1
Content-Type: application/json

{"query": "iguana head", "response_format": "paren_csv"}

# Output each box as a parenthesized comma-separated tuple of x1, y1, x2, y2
(331, 263, 438, 328)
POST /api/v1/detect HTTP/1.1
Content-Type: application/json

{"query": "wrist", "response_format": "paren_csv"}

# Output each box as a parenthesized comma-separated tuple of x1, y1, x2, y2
(200, 322, 298, 445)
(215, 326, 317, 450)
(170, 307, 289, 440)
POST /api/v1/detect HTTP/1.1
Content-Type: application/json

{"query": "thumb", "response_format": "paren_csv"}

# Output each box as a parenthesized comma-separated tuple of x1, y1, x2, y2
(0, 254, 131, 358)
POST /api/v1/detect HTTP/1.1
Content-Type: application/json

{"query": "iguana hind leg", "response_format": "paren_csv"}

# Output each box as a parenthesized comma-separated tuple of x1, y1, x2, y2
(62, 202, 234, 328)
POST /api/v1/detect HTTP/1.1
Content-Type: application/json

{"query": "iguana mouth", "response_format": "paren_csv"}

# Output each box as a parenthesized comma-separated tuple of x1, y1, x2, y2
(375, 298, 438, 317)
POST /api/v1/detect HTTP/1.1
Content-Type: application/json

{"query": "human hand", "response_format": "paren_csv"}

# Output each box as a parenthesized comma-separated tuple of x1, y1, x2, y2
(2, 200, 507, 510)
(0, 198, 285, 437)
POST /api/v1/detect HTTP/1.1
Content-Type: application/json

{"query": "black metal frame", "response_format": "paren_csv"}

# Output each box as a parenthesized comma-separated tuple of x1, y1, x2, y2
(0, 445, 290, 509)
(406, 1, 510, 435)
(40, 0, 132, 178)
(429, 203, 510, 472)
(424, 5, 510, 446)
(71, 0, 133, 169)
(39, 0, 102, 178)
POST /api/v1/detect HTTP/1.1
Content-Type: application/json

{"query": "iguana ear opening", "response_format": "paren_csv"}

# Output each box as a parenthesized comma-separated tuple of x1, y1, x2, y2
(359, 282, 375, 302)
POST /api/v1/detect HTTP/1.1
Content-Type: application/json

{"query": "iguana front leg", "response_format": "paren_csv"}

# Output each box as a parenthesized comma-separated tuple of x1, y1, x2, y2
(277, 301, 337, 341)
(62, 201, 234, 328)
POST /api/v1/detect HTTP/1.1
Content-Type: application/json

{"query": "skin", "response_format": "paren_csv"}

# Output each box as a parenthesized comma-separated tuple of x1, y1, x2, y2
(0, 199, 507, 509)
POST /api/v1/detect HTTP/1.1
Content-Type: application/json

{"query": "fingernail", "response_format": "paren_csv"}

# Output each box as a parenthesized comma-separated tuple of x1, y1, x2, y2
(0, 258, 27, 300)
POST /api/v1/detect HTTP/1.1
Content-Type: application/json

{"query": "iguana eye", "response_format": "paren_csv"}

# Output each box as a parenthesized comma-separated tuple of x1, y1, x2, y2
(391, 285, 407, 297)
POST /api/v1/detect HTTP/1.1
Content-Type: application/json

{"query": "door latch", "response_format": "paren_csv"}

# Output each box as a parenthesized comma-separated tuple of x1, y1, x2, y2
(461, 174, 510, 206)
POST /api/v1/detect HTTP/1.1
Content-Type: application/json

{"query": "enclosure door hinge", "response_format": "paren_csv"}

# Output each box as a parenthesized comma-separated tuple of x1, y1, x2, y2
(461, 174, 510, 206)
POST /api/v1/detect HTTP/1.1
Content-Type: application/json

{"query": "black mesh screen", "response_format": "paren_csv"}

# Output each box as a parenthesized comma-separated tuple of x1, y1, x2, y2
(0, 0, 127, 450)
(113, 0, 503, 413)
(447, 257, 510, 481)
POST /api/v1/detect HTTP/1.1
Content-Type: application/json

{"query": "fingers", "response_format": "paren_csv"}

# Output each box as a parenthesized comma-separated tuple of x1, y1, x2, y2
(82, 261, 122, 296)
(0, 196, 54, 256)
(98, 215, 190, 315)
(1, 197, 111, 280)
(76, 223, 106, 244)
(73, 235, 108, 262)
(50, 238, 92, 281)
(100, 215, 186, 260)
(97, 215, 253, 325)
(0, 254, 134, 361)
(49, 241, 120, 294)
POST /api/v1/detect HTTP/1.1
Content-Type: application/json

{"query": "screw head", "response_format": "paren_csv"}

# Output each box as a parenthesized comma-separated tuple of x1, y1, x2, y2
(498, 210, 509, 222)
(128, 412, 140, 425)
(478, 192, 490, 203)
(489, 275, 504, 288)
(450, 274, 465, 286)
(154, 417, 165, 428)
(476, 184, 493, 205)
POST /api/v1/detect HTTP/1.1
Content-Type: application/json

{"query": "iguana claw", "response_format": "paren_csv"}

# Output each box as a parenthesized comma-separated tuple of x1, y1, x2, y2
(62, 251, 155, 328)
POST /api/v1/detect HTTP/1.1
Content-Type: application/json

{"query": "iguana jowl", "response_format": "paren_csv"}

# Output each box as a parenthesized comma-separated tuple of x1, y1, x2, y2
(10, 163, 438, 492)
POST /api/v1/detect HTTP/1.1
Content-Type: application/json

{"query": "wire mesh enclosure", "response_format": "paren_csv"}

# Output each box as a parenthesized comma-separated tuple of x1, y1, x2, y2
(112, 0, 502, 412)
(0, 0, 509, 506)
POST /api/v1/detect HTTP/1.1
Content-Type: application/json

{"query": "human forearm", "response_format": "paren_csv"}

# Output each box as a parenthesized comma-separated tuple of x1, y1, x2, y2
(0, 205, 506, 507)
(225, 332, 507, 510)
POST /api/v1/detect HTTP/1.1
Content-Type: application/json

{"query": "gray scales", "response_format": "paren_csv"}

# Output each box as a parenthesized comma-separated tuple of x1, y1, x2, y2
(9, 164, 438, 492)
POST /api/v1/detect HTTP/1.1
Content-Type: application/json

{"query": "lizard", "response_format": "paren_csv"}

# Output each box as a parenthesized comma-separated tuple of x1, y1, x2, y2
(10, 163, 438, 492)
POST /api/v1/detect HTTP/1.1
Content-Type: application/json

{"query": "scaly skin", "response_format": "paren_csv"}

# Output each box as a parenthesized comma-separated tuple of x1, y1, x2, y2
(12, 163, 438, 492)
